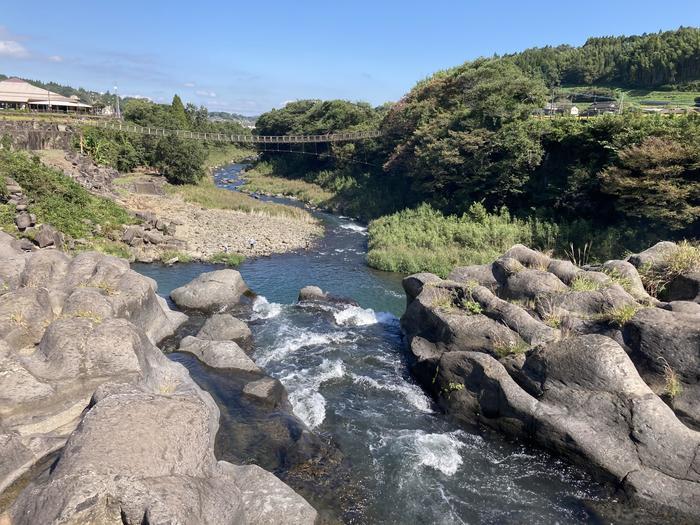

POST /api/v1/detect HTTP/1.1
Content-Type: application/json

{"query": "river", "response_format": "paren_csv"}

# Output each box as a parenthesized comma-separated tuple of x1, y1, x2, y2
(133, 163, 610, 524)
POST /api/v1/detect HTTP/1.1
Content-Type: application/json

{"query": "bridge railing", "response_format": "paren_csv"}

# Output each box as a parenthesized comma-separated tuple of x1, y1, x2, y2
(94, 120, 381, 144)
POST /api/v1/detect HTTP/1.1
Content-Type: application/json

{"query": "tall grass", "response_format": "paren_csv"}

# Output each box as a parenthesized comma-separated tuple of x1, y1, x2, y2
(204, 144, 255, 169)
(241, 162, 335, 207)
(366, 202, 656, 276)
(367, 203, 558, 277)
(166, 176, 316, 223)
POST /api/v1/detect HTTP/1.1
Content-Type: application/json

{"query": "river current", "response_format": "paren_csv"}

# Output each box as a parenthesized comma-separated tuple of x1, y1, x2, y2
(133, 163, 611, 524)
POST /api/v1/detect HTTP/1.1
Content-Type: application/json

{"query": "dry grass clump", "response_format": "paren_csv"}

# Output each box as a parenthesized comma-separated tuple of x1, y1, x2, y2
(599, 303, 643, 327)
(570, 274, 605, 292)
(661, 359, 683, 400)
(638, 240, 700, 297)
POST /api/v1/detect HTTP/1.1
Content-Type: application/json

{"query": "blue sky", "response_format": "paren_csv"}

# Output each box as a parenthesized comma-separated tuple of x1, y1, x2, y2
(0, 1, 697, 115)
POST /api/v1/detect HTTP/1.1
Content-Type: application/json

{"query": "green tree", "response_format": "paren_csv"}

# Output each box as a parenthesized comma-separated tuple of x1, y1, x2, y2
(599, 136, 700, 232)
(154, 137, 206, 184)
(171, 94, 190, 129)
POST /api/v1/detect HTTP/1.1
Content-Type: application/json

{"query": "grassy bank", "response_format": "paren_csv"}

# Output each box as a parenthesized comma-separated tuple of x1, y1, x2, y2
(0, 149, 134, 256)
(366, 203, 658, 277)
(240, 162, 336, 208)
(165, 175, 316, 223)
(367, 203, 558, 277)
(204, 144, 256, 169)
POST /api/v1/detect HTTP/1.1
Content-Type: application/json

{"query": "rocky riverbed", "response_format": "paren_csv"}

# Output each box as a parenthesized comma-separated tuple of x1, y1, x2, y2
(401, 241, 700, 520)
(121, 192, 321, 260)
(0, 234, 318, 524)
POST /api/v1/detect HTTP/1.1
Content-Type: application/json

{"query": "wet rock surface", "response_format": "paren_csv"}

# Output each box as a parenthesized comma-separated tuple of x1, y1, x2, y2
(403, 242, 700, 519)
(0, 240, 317, 524)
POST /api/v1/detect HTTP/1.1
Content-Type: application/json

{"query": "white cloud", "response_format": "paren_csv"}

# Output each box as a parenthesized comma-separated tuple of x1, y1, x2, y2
(196, 90, 217, 98)
(0, 40, 29, 59)
(48, 55, 63, 62)
(183, 82, 195, 88)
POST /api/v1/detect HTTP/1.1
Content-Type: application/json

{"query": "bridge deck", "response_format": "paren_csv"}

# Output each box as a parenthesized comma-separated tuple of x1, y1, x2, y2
(96, 121, 381, 143)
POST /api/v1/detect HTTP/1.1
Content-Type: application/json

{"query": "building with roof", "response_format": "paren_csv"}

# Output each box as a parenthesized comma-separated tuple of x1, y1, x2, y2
(0, 77, 92, 112)
(581, 101, 619, 116)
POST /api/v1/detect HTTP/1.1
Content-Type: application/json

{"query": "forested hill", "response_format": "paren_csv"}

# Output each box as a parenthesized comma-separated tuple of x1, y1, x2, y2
(506, 26, 700, 88)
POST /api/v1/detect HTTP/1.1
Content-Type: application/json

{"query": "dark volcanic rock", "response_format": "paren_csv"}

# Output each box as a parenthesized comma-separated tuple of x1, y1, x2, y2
(400, 242, 700, 519)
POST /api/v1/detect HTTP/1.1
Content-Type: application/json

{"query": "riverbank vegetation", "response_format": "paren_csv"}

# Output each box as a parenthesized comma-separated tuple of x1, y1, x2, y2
(0, 148, 133, 248)
(165, 176, 315, 222)
(78, 96, 254, 184)
(251, 27, 700, 272)
(240, 161, 335, 207)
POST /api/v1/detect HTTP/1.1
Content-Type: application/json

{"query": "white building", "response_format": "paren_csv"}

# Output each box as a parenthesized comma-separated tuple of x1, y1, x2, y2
(0, 77, 92, 112)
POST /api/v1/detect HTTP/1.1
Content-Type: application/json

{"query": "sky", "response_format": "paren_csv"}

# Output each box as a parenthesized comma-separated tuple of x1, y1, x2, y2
(0, 1, 698, 115)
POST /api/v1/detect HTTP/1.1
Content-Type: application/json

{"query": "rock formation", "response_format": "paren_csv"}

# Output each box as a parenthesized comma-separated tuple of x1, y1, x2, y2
(0, 234, 317, 524)
(402, 242, 700, 519)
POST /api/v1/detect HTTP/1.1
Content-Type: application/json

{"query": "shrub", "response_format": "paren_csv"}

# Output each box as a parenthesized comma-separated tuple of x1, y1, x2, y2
(460, 298, 483, 315)
(0, 150, 133, 239)
(160, 250, 193, 263)
(209, 252, 245, 266)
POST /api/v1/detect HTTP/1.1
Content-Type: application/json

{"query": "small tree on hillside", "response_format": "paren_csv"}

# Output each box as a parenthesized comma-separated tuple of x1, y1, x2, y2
(154, 136, 206, 185)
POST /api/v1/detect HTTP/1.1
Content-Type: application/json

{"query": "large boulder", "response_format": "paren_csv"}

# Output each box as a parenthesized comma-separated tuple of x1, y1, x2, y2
(0, 243, 318, 524)
(627, 241, 679, 269)
(171, 269, 250, 312)
(623, 307, 700, 383)
(400, 242, 700, 518)
(297, 285, 359, 306)
(666, 272, 700, 303)
(425, 336, 700, 518)
(178, 336, 261, 373)
(197, 313, 253, 350)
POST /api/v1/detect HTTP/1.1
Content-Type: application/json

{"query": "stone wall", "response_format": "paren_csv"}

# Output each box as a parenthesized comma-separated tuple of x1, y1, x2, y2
(0, 120, 76, 150)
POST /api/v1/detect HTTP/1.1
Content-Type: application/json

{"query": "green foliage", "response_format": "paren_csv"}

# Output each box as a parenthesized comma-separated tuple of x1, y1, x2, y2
(460, 298, 483, 315)
(160, 250, 193, 263)
(367, 202, 557, 277)
(383, 59, 547, 212)
(600, 304, 643, 327)
(241, 161, 335, 207)
(493, 338, 530, 358)
(0, 150, 133, 239)
(0, 204, 15, 232)
(599, 136, 700, 231)
(663, 360, 683, 400)
(569, 275, 605, 292)
(209, 252, 245, 266)
(154, 136, 206, 185)
(508, 27, 700, 88)
(167, 176, 314, 221)
(170, 95, 189, 129)
(440, 382, 464, 399)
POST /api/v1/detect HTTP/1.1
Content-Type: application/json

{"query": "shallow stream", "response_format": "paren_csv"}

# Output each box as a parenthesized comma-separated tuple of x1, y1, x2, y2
(134, 163, 613, 524)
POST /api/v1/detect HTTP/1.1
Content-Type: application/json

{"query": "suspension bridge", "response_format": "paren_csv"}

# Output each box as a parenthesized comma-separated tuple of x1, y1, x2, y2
(94, 120, 382, 144)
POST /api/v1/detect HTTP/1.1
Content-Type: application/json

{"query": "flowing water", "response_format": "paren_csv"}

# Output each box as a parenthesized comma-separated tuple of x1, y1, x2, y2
(133, 163, 613, 524)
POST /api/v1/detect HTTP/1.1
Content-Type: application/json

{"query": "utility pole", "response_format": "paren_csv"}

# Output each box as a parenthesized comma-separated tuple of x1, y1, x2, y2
(114, 84, 121, 119)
